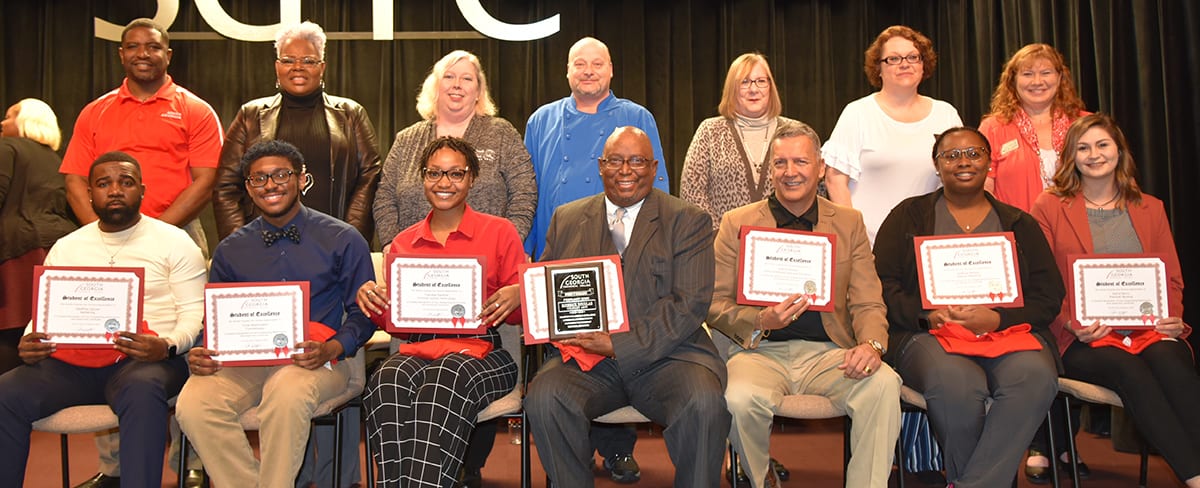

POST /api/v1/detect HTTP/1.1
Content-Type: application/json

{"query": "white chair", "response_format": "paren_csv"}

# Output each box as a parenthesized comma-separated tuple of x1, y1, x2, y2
(32, 398, 181, 488)
(1057, 378, 1149, 487)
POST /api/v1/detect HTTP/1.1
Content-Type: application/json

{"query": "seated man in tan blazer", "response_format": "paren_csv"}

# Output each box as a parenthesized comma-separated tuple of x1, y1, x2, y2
(708, 122, 901, 488)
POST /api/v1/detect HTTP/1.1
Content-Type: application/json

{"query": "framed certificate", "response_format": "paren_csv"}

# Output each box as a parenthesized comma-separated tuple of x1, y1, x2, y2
(519, 255, 629, 344)
(205, 282, 309, 366)
(32, 266, 144, 348)
(386, 254, 486, 335)
(1070, 254, 1170, 328)
(736, 226, 836, 311)
(914, 232, 1024, 309)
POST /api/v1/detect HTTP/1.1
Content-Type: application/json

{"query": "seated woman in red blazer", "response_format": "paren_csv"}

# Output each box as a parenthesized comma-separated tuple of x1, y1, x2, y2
(1030, 113, 1200, 487)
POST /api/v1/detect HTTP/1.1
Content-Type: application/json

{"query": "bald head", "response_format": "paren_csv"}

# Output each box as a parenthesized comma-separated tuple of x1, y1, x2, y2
(600, 127, 656, 207)
(567, 36, 614, 104)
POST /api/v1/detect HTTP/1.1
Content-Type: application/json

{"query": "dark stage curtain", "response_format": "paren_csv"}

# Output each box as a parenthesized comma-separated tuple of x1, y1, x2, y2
(3, 0, 1199, 350)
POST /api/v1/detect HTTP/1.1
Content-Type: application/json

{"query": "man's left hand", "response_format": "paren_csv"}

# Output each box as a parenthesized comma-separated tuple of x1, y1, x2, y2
(114, 332, 170, 362)
(560, 332, 615, 358)
(293, 339, 344, 370)
(838, 343, 882, 380)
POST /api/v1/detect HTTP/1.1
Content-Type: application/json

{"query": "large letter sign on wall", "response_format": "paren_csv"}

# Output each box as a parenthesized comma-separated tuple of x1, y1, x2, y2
(456, 0, 560, 41)
(94, 0, 560, 42)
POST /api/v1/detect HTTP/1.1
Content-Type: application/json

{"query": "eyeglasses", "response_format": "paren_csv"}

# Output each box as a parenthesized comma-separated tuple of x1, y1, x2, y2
(739, 77, 771, 90)
(277, 56, 323, 67)
(880, 54, 923, 66)
(422, 168, 469, 182)
(245, 169, 297, 187)
(599, 156, 653, 170)
(936, 146, 989, 162)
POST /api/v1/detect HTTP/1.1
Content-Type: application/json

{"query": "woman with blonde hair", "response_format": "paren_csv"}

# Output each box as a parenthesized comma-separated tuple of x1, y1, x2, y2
(373, 50, 536, 245)
(680, 53, 799, 230)
(980, 43, 1088, 212)
(0, 98, 75, 373)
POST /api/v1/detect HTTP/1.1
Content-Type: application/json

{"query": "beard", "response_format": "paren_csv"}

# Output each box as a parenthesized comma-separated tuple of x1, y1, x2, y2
(94, 199, 141, 229)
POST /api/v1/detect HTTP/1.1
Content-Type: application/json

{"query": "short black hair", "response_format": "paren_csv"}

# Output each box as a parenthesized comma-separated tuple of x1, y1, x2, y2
(241, 140, 306, 178)
(416, 136, 480, 177)
(932, 126, 990, 160)
(88, 151, 142, 181)
(122, 18, 170, 46)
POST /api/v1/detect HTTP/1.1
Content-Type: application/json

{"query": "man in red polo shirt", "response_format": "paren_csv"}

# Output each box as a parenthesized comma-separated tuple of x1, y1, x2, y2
(61, 17, 222, 257)
(58, 18, 220, 488)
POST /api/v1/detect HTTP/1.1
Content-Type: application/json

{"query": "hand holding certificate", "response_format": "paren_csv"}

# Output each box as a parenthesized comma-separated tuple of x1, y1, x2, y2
(736, 226, 836, 311)
(204, 282, 309, 366)
(1069, 254, 1170, 329)
(32, 266, 144, 348)
(914, 232, 1024, 309)
(383, 255, 487, 335)
(519, 256, 629, 344)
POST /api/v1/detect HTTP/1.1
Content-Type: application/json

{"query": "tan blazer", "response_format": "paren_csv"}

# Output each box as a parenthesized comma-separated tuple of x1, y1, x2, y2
(708, 197, 889, 350)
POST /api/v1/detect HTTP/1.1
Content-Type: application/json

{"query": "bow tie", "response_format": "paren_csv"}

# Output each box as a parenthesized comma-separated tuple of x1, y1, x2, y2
(262, 225, 301, 247)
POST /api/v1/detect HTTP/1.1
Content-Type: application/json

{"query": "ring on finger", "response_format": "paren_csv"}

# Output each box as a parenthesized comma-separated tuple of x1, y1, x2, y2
(366, 289, 376, 296)
(863, 365, 872, 374)
(494, 302, 501, 309)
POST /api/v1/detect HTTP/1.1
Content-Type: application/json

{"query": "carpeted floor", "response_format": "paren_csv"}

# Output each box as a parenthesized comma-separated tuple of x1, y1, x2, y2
(24, 417, 1183, 487)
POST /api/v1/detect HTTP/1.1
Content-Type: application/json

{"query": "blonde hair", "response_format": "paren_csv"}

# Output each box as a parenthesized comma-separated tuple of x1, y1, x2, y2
(986, 43, 1086, 123)
(13, 98, 62, 150)
(415, 50, 497, 120)
(1049, 113, 1143, 207)
(717, 53, 782, 119)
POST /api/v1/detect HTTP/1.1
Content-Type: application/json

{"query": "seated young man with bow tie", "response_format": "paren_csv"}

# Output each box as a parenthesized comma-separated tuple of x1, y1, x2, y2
(175, 140, 376, 487)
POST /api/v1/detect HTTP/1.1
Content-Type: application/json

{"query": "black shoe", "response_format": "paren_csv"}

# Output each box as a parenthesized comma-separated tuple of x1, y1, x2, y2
(770, 458, 790, 481)
(1058, 458, 1092, 479)
(459, 466, 483, 488)
(1024, 449, 1053, 485)
(914, 470, 947, 486)
(73, 473, 120, 488)
(603, 453, 641, 484)
(182, 469, 209, 488)
(726, 462, 750, 486)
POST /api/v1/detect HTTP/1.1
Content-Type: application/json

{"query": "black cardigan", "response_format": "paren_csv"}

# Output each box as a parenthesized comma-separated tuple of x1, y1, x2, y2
(873, 189, 1064, 363)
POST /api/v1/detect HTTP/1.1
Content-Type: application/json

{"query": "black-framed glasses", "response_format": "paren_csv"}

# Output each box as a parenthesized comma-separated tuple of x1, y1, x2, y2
(739, 77, 771, 90)
(880, 54, 923, 66)
(245, 169, 297, 187)
(422, 168, 469, 182)
(599, 156, 653, 170)
(277, 56, 323, 67)
(936, 146, 989, 162)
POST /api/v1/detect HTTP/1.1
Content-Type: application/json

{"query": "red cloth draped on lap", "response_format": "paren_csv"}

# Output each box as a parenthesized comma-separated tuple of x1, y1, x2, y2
(557, 343, 605, 371)
(930, 322, 1042, 358)
(397, 338, 493, 360)
(52, 320, 155, 367)
(1088, 329, 1165, 354)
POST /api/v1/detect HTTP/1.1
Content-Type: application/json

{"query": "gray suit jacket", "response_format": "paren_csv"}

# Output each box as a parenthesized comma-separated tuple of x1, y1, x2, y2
(542, 189, 727, 386)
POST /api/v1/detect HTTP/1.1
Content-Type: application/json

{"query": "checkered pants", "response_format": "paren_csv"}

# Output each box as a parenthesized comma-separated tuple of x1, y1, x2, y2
(365, 345, 516, 488)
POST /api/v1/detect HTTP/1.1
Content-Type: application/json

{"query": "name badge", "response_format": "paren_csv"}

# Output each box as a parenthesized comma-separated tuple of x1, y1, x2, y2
(1000, 139, 1020, 156)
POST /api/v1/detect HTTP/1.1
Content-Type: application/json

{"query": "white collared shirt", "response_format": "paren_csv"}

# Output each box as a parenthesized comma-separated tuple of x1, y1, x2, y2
(604, 196, 646, 252)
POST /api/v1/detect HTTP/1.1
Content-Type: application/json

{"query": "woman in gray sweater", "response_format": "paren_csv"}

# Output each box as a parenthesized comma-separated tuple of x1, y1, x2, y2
(374, 50, 537, 245)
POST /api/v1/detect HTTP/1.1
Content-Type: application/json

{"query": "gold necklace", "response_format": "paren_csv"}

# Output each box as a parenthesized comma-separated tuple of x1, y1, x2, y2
(100, 223, 139, 266)
(1083, 192, 1120, 209)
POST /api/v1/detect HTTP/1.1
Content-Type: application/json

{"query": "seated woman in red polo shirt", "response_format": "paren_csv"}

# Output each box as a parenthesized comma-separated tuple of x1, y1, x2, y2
(355, 136, 521, 487)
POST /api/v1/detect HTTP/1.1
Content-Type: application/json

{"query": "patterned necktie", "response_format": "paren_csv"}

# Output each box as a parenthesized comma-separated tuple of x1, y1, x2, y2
(262, 225, 301, 247)
(611, 207, 627, 256)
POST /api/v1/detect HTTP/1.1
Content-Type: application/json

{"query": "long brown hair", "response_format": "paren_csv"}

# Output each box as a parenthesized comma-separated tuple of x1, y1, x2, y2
(1049, 113, 1143, 207)
(985, 43, 1086, 123)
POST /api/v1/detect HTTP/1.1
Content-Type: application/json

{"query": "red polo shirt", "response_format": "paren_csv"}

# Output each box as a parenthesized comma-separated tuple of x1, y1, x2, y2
(62, 75, 223, 217)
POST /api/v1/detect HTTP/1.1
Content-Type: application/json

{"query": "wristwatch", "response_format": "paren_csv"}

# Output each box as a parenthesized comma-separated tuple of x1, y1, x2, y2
(865, 339, 886, 357)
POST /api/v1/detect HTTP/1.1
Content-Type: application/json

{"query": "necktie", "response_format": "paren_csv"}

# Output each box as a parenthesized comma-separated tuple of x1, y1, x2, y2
(262, 225, 301, 247)
(611, 207, 627, 255)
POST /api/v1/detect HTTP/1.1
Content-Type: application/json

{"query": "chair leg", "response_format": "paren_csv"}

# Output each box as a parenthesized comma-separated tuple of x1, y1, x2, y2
(728, 443, 738, 487)
(843, 417, 852, 487)
(178, 430, 190, 487)
(1138, 442, 1148, 488)
(1045, 403, 1060, 488)
(1062, 396, 1081, 486)
(895, 429, 906, 488)
(520, 413, 530, 488)
(332, 408, 344, 488)
(363, 407, 376, 488)
(60, 433, 69, 488)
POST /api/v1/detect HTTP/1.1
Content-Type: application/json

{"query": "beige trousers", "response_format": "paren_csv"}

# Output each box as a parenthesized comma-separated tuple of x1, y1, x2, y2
(725, 340, 902, 488)
(175, 362, 349, 488)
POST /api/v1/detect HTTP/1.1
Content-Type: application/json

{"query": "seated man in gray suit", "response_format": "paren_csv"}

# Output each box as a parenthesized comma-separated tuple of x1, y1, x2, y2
(525, 126, 730, 487)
